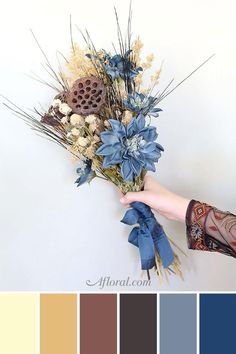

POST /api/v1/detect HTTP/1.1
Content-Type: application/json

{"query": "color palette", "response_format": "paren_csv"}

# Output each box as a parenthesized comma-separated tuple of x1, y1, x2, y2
(0, 293, 235, 353)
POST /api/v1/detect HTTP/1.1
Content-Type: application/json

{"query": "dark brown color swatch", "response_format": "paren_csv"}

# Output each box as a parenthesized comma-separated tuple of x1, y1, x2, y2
(120, 293, 157, 354)
(80, 294, 117, 354)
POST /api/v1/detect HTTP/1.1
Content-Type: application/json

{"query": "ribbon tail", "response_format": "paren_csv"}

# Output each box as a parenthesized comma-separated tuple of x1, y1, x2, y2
(151, 220, 174, 268)
(137, 228, 156, 270)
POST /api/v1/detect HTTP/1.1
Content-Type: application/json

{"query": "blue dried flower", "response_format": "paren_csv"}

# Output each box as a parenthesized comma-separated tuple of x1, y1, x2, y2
(75, 159, 94, 187)
(124, 92, 162, 117)
(104, 50, 143, 81)
(96, 114, 164, 181)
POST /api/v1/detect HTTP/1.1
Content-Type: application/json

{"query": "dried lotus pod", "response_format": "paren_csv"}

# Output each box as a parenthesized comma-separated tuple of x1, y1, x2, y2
(54, 91, 68, 103)
(67, 77, 106, 115)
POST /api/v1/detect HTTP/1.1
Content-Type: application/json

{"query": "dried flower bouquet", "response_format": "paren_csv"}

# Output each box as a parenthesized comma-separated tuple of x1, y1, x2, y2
(3, 6, 214, 280)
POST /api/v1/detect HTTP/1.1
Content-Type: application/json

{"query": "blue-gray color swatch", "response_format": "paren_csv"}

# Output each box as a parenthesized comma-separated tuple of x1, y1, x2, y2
(160, 294, 197, 354)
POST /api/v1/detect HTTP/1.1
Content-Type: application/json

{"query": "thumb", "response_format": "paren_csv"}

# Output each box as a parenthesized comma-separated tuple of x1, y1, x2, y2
(120, 191, 147, 205)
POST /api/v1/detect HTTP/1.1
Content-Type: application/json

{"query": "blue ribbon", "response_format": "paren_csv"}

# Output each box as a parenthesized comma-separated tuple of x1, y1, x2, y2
(121, 201, 174, 270)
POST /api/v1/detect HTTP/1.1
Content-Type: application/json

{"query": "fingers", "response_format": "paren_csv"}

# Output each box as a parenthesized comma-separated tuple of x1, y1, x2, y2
(120, 191, 147, 206)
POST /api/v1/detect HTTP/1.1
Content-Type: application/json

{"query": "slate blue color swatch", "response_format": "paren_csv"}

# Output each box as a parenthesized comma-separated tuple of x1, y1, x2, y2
(160, 294, 197, 354)
(200, 294, 236, 354)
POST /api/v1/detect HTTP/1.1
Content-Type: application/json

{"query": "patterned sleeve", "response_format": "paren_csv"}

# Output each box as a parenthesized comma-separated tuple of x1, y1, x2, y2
(185, 200, 236, 258)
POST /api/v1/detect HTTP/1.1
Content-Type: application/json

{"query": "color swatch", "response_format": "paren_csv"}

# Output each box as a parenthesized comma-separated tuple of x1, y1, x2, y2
(0, 294, 38, 354)
(40, 294, 77, 354)
(160, 294, 197, 354)
(120, 293, 157, 354)
(80, 294, 117, 354)
(200, 294, 236, 354)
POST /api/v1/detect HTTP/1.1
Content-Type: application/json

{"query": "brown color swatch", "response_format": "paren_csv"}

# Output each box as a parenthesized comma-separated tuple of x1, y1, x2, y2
(40, 294, 77, 354)
(120, 293, 157, 354)
(80, 294, 117, 354)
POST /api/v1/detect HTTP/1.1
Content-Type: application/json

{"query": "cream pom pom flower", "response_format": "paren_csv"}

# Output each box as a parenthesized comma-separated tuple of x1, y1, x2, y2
(71, 128, 80, 136)
(85, 115, 97, 124)
(77, 137, 89, 147)
(70, 114, 84, 126)
(59, 103, 72, 116)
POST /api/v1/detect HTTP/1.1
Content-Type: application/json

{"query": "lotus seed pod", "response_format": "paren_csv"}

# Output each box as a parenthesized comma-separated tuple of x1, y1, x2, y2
(67, 76, 106, 115)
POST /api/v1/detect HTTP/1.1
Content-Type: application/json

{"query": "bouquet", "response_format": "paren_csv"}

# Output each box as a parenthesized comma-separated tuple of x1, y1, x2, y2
(3, 6, 213, 280)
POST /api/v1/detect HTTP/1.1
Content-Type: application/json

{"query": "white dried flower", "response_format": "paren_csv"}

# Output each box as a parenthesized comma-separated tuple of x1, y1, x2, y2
(89, 122, 97, 133)
(77, 137, 89, 147)
(71, 128, 80, 136)
(70, 114, 84, 126)
(61, 116, 68, 124)
(85, 145, 96, 159)
(52, 99, 61, 108)
(59, 103, 72, 115)
(85, 115, 97, 124)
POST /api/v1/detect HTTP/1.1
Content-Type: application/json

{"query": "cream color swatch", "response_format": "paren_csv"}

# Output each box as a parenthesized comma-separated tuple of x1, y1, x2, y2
(0, 294, 38, 354)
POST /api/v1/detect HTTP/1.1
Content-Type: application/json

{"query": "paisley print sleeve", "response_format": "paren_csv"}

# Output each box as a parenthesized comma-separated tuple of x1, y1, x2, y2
(185, 200, 236, 258)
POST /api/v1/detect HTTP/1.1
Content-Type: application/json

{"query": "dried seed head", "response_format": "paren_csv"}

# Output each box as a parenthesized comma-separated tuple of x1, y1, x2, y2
(67, 76, 106, 115)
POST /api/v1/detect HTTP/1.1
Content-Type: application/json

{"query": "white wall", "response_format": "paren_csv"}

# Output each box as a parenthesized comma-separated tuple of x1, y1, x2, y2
(0, 0, 236, 291)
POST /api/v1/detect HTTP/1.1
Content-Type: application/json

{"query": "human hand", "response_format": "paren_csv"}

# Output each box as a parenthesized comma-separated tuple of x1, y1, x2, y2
(120, 175, 190, 222)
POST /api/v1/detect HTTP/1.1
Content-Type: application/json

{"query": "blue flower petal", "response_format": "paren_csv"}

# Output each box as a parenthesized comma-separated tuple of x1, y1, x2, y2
(121, 160, 134, 181)
(130, 157, 142, 176)
(75, 174, 88, 187)
(100, 131, 119, 144)
(139, 142, 157, 153)
(146, 149, 161, 160)
(96, 143, 120, 156)
(151, 108, 162, 114)
(109, 119, 126, 137)
(103, 150, 123, 168)
(155, 142, 164, 152)
(143, 159, 156, 172)
(126, 118, 136, 138)
(140, 126, 157, 142)
(134, 114, 145, 132)
(103, 155, 114, 168)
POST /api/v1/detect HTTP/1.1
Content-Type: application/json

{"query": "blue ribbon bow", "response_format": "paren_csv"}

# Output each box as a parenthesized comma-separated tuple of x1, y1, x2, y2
(121, 201, 174, 270)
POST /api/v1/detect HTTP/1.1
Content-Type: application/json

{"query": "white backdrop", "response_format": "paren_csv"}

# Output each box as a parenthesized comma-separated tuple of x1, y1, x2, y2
(0, 0, 236, 291)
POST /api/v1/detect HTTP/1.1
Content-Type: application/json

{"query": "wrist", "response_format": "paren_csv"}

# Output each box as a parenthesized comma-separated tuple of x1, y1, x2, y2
(174, 196, 191, 222)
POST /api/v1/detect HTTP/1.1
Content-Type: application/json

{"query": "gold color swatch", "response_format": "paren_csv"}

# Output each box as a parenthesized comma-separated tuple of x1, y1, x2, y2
(0, 294, 38, 354)
(40, 294, 77, 354)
